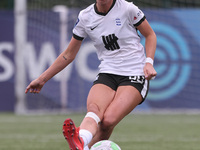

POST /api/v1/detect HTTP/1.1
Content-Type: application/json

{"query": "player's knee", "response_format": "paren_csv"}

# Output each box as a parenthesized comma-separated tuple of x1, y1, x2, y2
(101, 113, 117, 130)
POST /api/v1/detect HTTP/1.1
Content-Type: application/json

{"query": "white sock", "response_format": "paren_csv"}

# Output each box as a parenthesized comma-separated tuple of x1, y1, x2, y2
(79, 129, 93, 147)
(84, 145, 90, 150)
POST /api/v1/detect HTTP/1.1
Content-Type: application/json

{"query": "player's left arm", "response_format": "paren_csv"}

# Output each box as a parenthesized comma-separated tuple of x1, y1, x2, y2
(136, 19, 157, 80)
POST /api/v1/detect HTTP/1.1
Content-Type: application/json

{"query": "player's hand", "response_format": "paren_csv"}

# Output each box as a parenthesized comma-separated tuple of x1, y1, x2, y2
(143, 63, 157, 80)
(25, 78, 45, 94)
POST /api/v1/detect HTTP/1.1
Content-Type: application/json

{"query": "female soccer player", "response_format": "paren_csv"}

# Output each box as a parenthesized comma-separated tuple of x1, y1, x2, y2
(25, 0, 157, 149)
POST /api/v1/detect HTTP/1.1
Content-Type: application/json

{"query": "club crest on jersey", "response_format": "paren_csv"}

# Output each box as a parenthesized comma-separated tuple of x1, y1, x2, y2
(115, 18, 121, 26)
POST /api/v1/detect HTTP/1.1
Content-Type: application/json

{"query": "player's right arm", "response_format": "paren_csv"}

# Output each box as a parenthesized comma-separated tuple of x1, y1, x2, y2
(25, 37, 82, 94)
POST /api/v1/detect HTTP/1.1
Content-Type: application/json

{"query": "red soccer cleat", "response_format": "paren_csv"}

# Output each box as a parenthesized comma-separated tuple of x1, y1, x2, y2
(62, 118, 84, 150)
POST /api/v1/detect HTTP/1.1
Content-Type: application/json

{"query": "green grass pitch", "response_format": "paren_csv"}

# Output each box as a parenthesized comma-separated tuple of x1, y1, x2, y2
(0, 113, 199, 150)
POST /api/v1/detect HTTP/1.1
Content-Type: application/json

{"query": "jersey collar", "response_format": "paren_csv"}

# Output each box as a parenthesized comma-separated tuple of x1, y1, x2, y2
(94, 0, 116, 16)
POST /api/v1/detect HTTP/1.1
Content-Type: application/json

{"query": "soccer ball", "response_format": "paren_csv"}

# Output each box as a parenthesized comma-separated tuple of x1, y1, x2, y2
(90, 140, 121, 150)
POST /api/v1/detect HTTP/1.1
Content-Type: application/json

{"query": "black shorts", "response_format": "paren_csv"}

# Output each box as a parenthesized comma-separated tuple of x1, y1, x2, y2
(93, 73, 149, 104)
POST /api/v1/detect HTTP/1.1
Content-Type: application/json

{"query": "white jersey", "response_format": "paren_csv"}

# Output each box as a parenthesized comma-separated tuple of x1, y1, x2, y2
(73, 0, 146, 76)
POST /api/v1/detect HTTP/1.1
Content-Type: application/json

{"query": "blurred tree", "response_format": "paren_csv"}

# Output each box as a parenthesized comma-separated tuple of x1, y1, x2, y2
(0, 0, 14, 9)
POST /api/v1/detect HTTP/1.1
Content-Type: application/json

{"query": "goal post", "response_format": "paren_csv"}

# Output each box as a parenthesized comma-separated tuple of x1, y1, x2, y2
(14, 0, 75, 114)
(52, 5, 69, 110)
(14, 0, 27, 114)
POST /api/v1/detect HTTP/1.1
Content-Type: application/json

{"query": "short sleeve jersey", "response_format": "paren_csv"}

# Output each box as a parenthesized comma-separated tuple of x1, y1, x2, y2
(73, 0, 146, 76)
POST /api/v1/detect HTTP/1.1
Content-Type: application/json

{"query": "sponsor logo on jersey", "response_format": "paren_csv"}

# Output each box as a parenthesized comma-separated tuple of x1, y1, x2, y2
(102, 34, 120, 51)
